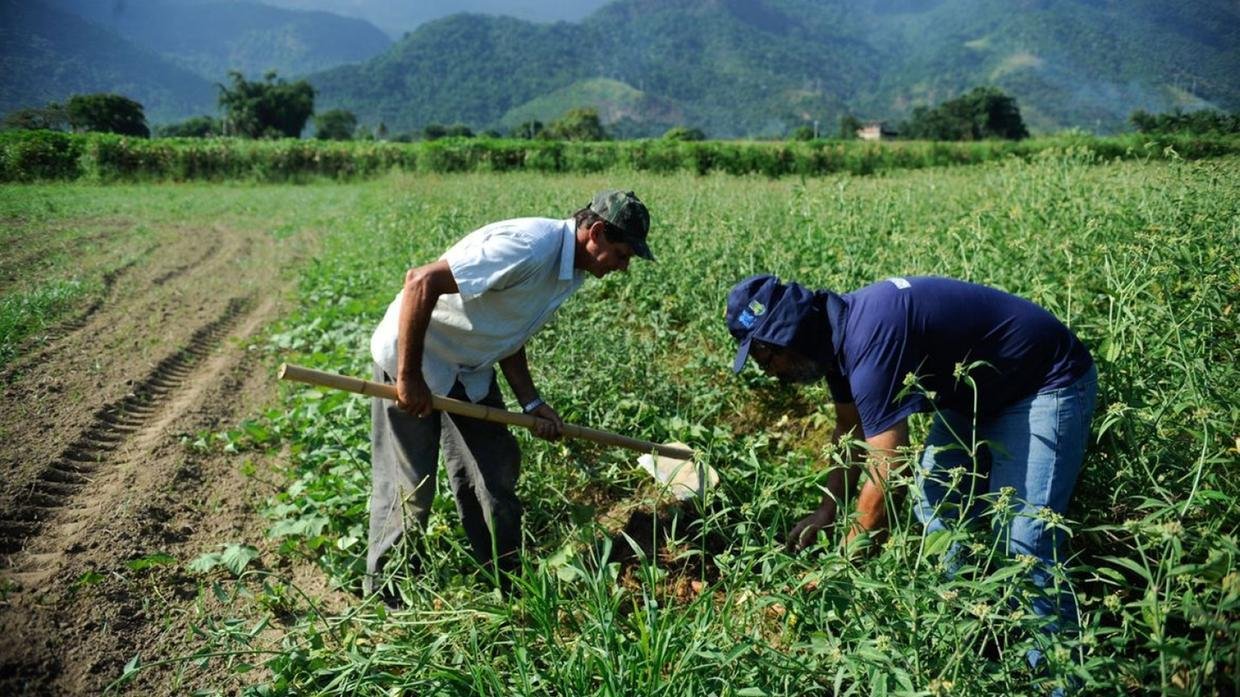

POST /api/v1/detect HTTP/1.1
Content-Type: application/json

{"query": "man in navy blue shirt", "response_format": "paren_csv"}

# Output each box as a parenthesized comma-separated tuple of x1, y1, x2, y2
(726, 274, 1097, 633)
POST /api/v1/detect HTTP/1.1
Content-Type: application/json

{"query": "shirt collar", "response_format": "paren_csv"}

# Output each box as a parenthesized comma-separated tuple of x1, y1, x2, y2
(559, 219, 577, 281)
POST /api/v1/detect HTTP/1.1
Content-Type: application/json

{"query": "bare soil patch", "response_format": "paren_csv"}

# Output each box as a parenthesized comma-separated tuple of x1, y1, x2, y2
(0, 217, 337, 695)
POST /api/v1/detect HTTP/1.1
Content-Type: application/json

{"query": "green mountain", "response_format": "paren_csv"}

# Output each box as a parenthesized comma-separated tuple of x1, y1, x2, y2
(310, 14, 591, 134)
(8, 0, 1233, 135)
(582, 0, 878, 136)
(311, 0, 1239, 136)
(823, 0, 1240, 133)
(500, 78, 685, 134)
(311, 2, 876, 137)
(52, 0, 392, 84)
(0, 0, 216, 123)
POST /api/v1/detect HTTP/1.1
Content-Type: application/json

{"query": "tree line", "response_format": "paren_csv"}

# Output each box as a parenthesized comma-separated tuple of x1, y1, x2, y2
(1130, 108, 1240, 135)
(4, 77, 1236, 142)
(2, 72, 329, 140)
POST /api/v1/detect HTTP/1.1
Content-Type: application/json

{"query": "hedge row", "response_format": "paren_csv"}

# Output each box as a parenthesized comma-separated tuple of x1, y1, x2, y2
(2, 130, 1237, 183)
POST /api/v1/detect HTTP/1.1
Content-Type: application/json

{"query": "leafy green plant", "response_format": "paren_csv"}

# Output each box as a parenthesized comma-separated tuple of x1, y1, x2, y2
(126, 553, 178, 571)
(190, 544, 262, 576)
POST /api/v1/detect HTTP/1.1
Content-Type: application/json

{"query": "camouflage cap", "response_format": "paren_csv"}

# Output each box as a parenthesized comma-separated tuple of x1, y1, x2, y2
(589, 189, 654, 261)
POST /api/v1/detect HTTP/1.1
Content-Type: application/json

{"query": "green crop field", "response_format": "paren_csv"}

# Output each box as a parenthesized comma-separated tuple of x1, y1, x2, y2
(9, 151, 1237, 694)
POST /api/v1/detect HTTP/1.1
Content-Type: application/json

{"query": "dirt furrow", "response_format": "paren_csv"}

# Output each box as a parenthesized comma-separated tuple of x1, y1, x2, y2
(0, 216, 314, 696)
(0, 298, 252, 568)
(151, 239, 221, 287)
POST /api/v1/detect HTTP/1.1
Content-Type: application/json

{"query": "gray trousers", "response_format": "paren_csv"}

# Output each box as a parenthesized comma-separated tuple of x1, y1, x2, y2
(366, 364, 522, 593)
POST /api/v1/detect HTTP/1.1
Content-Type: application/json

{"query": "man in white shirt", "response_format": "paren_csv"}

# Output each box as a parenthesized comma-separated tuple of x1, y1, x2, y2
(366, 190, 653, 596)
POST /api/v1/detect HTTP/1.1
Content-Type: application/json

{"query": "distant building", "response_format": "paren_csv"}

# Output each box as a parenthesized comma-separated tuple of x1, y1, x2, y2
(857, 121, 898, 141)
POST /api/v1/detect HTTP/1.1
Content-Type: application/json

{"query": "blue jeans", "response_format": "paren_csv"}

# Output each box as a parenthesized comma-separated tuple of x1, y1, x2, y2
(914, 365, 1098, 631)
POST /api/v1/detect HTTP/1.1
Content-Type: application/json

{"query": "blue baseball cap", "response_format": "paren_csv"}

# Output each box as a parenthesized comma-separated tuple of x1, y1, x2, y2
(725, 274, 819, 373)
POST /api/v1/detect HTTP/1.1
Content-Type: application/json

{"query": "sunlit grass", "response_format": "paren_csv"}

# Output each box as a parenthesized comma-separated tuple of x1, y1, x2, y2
(0, 278, 88, 369)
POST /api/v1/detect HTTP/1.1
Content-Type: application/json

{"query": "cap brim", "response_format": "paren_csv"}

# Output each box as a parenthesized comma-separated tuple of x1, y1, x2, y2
(732, 336, 753, 373)
(630, 237, 654, 261)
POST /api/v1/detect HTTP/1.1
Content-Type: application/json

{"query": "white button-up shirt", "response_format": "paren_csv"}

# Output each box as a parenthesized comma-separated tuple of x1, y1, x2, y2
(370, 217, 585, 402)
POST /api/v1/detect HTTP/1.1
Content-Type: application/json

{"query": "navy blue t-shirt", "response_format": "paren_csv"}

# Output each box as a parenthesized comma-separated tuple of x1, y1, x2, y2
(826, 277, 1093, 437)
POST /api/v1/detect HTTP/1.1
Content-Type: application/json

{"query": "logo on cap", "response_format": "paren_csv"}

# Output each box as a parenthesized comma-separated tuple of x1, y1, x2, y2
(737, 299, 766, 329)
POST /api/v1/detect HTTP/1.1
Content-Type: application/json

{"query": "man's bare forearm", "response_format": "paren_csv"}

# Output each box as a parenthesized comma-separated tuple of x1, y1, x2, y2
(497, 346, 538, 405)
(849, 421, 910, 539)
(397, 277, 433, 381)
(498, 344, 564, 440)
(391, 260, 459, 415)
(814, 461, 861, 514)
(813, 412, 864, 514)
(396, 260, 458, 381)
(785, 417, 864, 552)
(853, 459, 893, 533)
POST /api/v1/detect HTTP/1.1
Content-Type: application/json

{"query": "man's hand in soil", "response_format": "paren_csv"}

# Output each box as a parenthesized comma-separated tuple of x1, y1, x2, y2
(786, 504, 837, 553)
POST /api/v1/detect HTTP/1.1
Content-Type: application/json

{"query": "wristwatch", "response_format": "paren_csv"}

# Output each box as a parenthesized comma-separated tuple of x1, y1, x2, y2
(521, 397, 545, 414)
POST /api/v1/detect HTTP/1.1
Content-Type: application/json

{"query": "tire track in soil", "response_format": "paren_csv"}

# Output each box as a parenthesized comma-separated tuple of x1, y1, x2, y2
(0, 254, 143, 386)
(4, 226, 226, 388)
(151, 239, 220, 286)
(0, 222, 134, 294)
(62, 258, 140, 329)
(0, 225, 246, 501)
(0, 215, 321, 696)
(0, 295, 290, 696)
(0, 298, 251, 573)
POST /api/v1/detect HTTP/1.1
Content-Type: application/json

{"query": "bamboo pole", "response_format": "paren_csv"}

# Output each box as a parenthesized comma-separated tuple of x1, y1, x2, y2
(278, 363, 695, 460)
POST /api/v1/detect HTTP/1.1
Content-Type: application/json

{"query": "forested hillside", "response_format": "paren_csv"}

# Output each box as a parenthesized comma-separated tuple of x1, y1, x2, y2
(4, 0, 1236, 134)
(52, 0, 392, 83)
(0, 0, 215, 123)
(311, 0, 1240, 136)
(310, 15, 590, 135)
(830, 0, 1240, 132)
